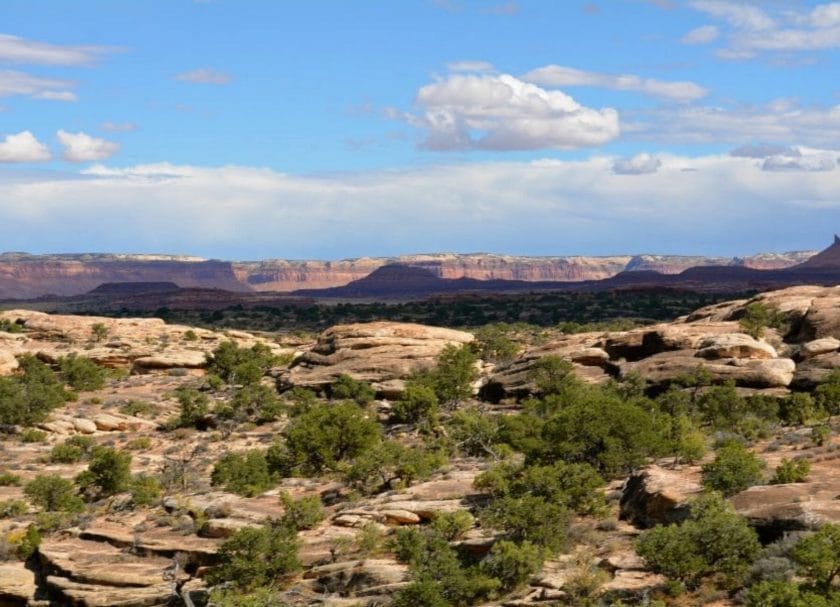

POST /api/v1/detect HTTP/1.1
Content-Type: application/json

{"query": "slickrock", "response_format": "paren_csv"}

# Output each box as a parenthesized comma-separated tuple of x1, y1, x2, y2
(0, 309, 289, 377)
(304, 559, 409, 594)
(792, 352, 840, 388)
(283, 322, 474, 394)
(696, 333, 777, 360)
(732, 481, 840, 538)
(621, 352, 795, 388)
(799, 337, 840, 359)
(0, 562, 37, 604)
(619, 465, 703, 527)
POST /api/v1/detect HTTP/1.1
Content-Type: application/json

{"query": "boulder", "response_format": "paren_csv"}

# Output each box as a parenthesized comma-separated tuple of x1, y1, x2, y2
(621, 352, 795, 389)
(602, 322, 739, 362)
(0, 350, 18, 375)
(283, 322, 474, 395)
(794, 291, 840, 341)
(792, 352, 840, 389)
(619, 465, 703, 527)
(72, 418, 98, 434)
(799, 337, 840, 360)
(695, 333, 777, 360)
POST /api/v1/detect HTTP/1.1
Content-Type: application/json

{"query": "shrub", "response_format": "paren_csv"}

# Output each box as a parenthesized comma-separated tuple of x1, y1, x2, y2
(274, 402, 381, 476)
(0, 499, 28, 518)
(480, 540, 543, 591)
(76, 446, 132, 498)
(636, 493, 760, 587)
(740, 301, 785, 339)
(279, 492, 324, 531)
(175, 387, 211, 429)
(211, 451, 274, 497)
(204, 521, 301, 590)
(390, 382, 439, 425)
(330, 374, 375, 405)
(223, 384, 282, 424)
(779, 393, 820, 426)
(206, 341, 278, 386)
(771, 458, 811, 485)
(431, 511, 475, 542)
(702, 441, 765, 496)
(119, 400, 158, 418)
(745, 580, 828, 607)
(479, 494, 569, 554)
(345, 440, 445, 494)
(815, 369, 840, 416)
(130, 474, 162, 507)
(446, 408, 505, 458)
(20, 428, 47, 443)
(59, 354, 106, 391)
(0, 472, 21, 487)
(791, 523, 840, 592)
(183, 329, 198, 342)
(49, 442, 84, 464)
(413, 344, 478, 408)
(473, 324, 520, 364)
(24, 475, 84, 513)
(0, 355, 69, 426)
(0, 318, 24, 333)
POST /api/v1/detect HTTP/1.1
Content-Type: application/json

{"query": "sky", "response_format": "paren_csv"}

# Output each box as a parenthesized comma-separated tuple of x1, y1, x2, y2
(0, 0, 839, 260)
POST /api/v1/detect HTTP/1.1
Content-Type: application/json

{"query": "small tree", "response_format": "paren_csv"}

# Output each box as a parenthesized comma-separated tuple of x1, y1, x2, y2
(390, 382, 439, 425)
(76, 446, 132, 498)
(59, 354, 106, 391)
(330, 374, 375, 406)
(211, 451, 274, 497)
(205, 521, 301, 590)
(770, 458, 811, 485)
(91, 322, 109, 342)
(701, 441, 764, 496)
(24, 475, 84, 513)
(791, 523, 840, 592)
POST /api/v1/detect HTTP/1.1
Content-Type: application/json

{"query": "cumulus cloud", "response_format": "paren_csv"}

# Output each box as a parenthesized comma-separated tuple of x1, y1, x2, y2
(681, 25, 720, 44)
(0, 33, 115, 66)
(0, 131, 50, 162)
(57, 130, 120, 162)
(522, 65, 707, 102)
(0, 70, 76, 100)
(612, 153, 662, 175)
(407, 73, 619, 151)
(2, 153, 838, 258)
(175, 68, 232, 85)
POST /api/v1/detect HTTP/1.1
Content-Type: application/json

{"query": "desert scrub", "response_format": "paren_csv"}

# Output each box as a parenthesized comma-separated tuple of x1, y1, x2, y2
(770, 458, 811, 484)
(119, 400, 159, 418)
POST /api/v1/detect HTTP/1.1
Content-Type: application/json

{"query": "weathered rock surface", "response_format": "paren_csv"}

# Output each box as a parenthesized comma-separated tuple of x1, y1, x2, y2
(0, 309, 290, 377)
(283, 322, 474, 394)
(696, 333, 777, 360)
(732, 481, 840, 538)
(622, 352, 795, 388)
(620, 465, 703, 527)
(0, 562, 37, 604)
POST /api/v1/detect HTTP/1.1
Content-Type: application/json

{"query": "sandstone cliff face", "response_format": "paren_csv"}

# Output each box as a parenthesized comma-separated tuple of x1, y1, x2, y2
(0, 250, 814, 299)
(0, 254, 246, 299)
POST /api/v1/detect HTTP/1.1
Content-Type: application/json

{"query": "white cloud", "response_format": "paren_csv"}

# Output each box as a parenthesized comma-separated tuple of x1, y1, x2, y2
(681, 25, 720, 44)
(690, 1, 775, 31)
(730, 143, 800, 158)
(522, 65, 707, 102)
(2, 154, 838, 257)
(101, 122, 138, 133)
(175, 68, 232, 85)
(689, 1, 840, 56)
(57, 130, 120, 162)
(762, 152, 837, 172)
(627, 101, 840, 148)
(809, 3, 840, 27)
(0, 70, 76, 100)
(406, 73, 619, 151)
(34, 91, 78, 102)
(612, 153, 662, 175)
(0, 131, 50, 162)
(446, 60, 495, 73)
(0, 34, 115, 66)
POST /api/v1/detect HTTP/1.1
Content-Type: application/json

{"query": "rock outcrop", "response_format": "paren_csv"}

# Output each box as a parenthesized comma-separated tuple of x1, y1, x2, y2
(283, 322, 474, 396)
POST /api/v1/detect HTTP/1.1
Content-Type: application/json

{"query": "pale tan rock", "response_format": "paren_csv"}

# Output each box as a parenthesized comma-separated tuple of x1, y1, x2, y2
(696, 333, 777, 360)
(0, 349, 18, 375)
(284, 322, 474, 394)
(304, 558, 409, 594)
(620, 465, 703, 527)
(380, 509, 422, 525)
(800, 337, 840, 359)
(0, 562, 36, 603)
(199, 518, 256, 538)
(622, 352, 795, 388)
(72, 417, 98, 434)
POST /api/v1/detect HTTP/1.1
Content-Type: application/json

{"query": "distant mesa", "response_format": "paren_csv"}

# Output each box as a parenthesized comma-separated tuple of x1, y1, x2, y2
(88, 282, 181, 296)
(790, 235, 840, 271)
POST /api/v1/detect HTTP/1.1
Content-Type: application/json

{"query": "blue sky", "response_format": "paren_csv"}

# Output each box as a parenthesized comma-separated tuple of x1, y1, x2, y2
(0, 0, 839, 259)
